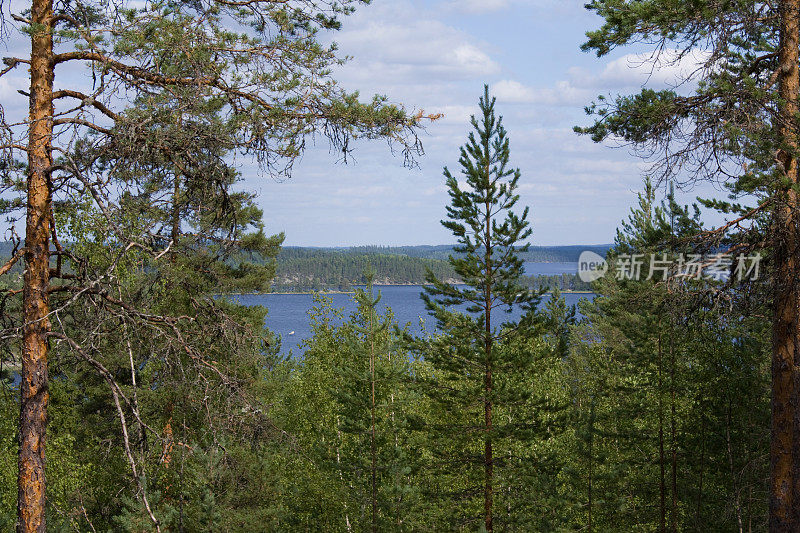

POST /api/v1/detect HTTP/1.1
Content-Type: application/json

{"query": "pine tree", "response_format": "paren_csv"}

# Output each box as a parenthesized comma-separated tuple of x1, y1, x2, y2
(409, 85, 546, 532)
(561, 181, 771, 531)
(334, 275, 419, 532)
(0, 0, 431, 528)
(577, 2, 796, 526)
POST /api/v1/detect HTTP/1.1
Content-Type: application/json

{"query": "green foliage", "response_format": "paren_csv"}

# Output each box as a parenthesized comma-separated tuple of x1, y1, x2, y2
(404, 85, 567, 530)
(270, 292, 426, 531)
(1, 382, 102, 531)
(0, 0, 780, 525)
(0, 171, 774, 533)
(573, 4, 781, 521)
(556, 182, 771, 531)
(577, 0, 779, 239)
(0, 391, 17, 530)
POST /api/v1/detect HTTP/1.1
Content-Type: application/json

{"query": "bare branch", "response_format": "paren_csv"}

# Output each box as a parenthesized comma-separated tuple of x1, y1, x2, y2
(50, 333, 163, 532)
(0, 247, 24, 276)
(53, 117, 111, 135)
(52, 90, 119, 120)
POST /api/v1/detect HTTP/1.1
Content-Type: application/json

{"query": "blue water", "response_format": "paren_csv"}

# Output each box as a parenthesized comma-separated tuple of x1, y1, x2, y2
(232, 285, 594, 355)
(523, 261, 578, 276)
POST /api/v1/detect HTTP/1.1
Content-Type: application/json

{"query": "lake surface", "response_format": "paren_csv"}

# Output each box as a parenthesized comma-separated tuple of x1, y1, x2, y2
(523, 261, 578, 276)
(232, 285, 594, 355)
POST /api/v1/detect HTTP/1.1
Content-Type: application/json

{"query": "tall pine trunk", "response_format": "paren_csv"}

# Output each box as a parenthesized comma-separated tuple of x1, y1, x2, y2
(370, 306, 377, 533)
(484, 194, 494, 533)
(18, 0, 54, 528)
(658, 329, 666, 533)
(484, 351, 493, 533)
(670, 321, 677, 532)
(772, 1, 800, 530)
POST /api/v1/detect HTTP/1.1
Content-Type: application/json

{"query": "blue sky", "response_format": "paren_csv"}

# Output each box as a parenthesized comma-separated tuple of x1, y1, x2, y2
(0, 0, 726, 246)
(247, 0, 723, 246)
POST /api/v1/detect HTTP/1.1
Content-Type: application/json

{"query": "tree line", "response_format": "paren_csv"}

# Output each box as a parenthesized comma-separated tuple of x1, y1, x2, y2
(339, 244, 612, 263)
(271, 251, 459, 291)
(268, 249, 593, 292)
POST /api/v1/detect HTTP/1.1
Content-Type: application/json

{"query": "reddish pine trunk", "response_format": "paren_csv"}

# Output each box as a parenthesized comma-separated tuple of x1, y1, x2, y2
(18, 0, 54, 528)
(772, 1, 800, 531)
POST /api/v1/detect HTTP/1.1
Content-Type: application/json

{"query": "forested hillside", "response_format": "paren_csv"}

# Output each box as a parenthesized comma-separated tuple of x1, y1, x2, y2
(318, 243, 612, 262)
(269, 247, 594, 291)
(272, 249, 458, 290)
(0, 244, 595, 292)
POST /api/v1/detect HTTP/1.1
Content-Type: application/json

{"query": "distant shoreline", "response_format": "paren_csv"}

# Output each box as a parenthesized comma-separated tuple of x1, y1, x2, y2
(265, 290, 356, 295)
(226, 285, 595, 296)
(228, 290, 356, 296)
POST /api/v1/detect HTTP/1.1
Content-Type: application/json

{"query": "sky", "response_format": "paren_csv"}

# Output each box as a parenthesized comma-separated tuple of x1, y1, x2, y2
(248, 0, 724, 247)
(0, 0, 728, 247)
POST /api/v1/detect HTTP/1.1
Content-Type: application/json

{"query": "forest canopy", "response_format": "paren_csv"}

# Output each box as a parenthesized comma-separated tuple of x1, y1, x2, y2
(1, 0, 797, 532)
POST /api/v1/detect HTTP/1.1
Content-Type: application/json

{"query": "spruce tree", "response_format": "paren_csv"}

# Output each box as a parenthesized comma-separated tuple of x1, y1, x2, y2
(410, 85, 544, 532)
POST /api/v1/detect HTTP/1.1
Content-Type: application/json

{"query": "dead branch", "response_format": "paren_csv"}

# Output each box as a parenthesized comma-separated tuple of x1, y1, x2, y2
(52, 90, 119, 120)
(0, 247, 24, 276)
(50, 332, 162, 532)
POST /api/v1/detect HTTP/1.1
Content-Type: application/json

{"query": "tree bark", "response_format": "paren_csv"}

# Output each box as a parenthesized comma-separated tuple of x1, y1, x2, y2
(658, 329, 666, 533)
(772, 1, 800, 531)
(370, 303, 377, 533)
(18, 0, 54, 528)
(670, 323, 677, 533)
(484, 358, 493, 533)
(484, 195, 494, 533)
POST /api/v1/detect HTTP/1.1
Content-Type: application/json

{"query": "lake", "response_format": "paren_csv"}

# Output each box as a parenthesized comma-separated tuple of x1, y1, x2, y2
(523, 261, 577, 276)
(232, 284, 594, 355)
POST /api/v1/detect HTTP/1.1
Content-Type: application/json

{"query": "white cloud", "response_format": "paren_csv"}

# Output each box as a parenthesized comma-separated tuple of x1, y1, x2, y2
(492, 80, 536, 103)
(0, 75, 29, 121)
(333, 2, 500, 88)
(260, 5, 728, 247)
(492, 79, 590, 106)
(446, 0, 566, 14)
(454, 0, 510, 13)
(450, 43, 497, 75)
(570, 48, 713, 90)
(0, 76, 25, 99)
(492, 48, 713, 107)
(428, 105, 475, 125)
(332, 185, 394, 198)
